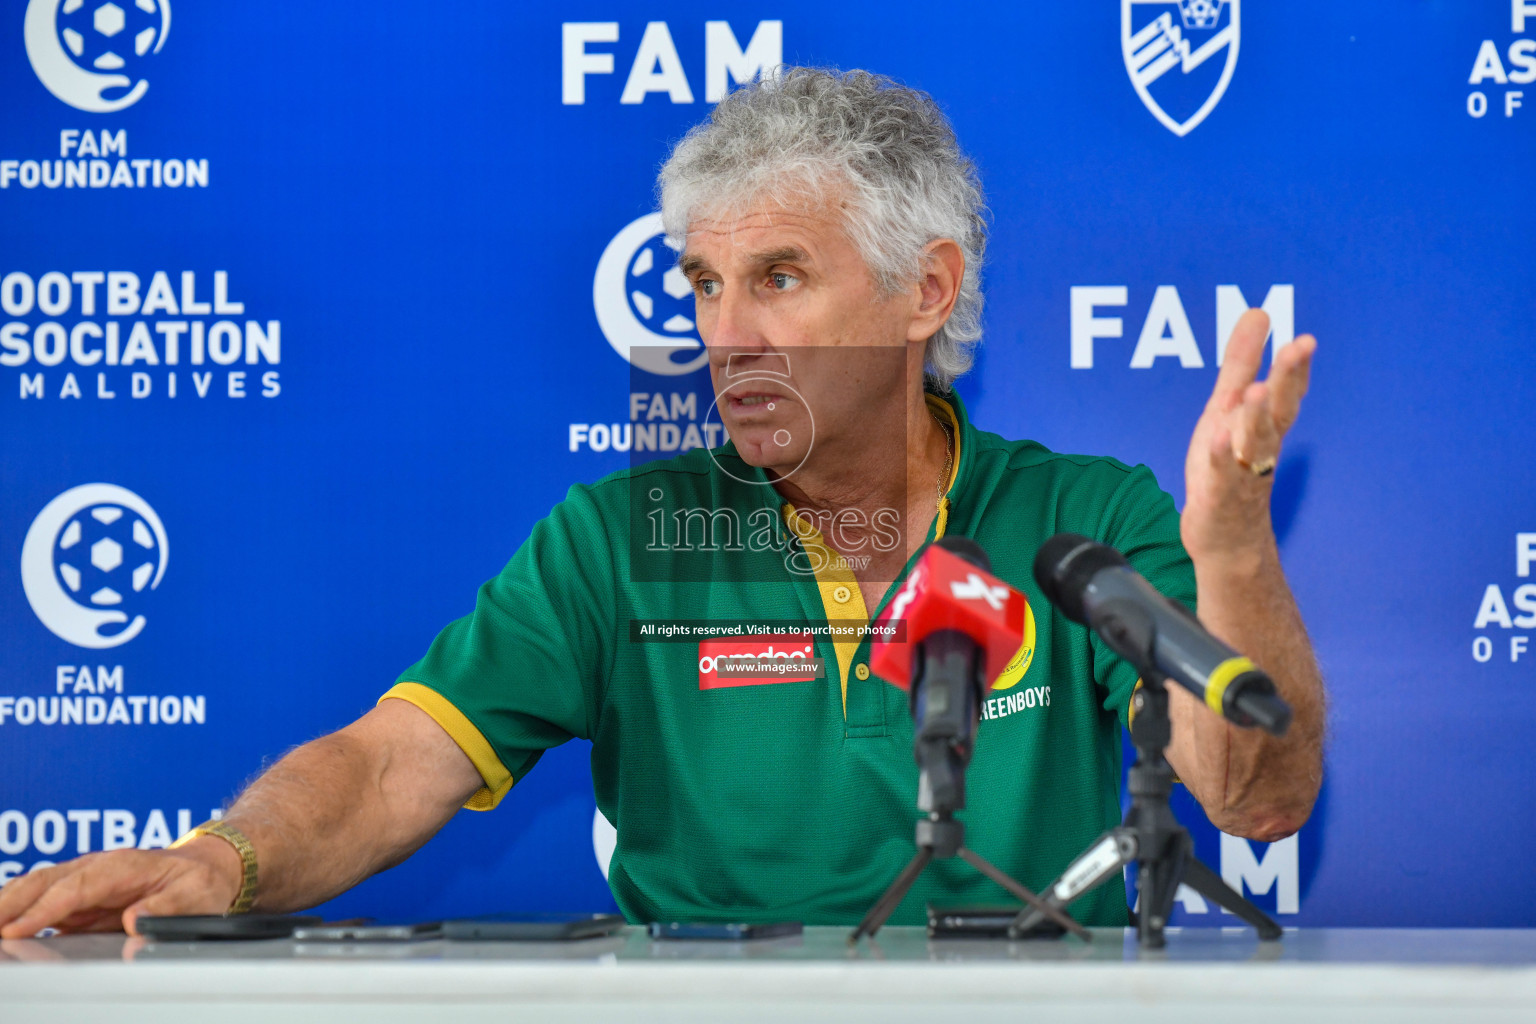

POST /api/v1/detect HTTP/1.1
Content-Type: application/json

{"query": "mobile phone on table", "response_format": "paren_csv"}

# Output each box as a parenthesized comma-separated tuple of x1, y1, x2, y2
(136, 914, 322, 941)
(648, 921, 802, 941)
(441, 912, 626, 941)
(291, 920, 442, 941)
(926, 905, 1066, 939)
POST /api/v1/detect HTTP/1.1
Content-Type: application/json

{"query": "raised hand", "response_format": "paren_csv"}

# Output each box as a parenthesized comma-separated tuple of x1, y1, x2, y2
(1181, 308, 1316, 566)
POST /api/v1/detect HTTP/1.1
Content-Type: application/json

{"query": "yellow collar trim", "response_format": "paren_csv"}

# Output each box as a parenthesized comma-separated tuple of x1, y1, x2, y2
(782, 506, 865, 716)
(924, 393, 961, 539)
(778, 396, 963, 720)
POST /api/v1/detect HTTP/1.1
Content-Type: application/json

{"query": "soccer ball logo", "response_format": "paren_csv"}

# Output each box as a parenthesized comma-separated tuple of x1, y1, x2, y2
(55, 504, 162, 611)
(593, 213, 710, 377)
(24, 0, 172, 113)
(1178, 0, 1225, 30)
(626, 236, 698, 339)
(21, 484, 169, 649)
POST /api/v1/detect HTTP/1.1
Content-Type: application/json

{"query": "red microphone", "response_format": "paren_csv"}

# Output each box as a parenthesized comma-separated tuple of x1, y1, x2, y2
(870, 537, 1027, 691)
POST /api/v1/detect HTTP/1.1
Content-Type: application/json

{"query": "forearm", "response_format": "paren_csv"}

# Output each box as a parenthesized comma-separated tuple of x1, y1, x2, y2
(1180, 541, 1326, 840)
(0, 699, 477, 937)
(197, 710, 469, 913)
(207, 737, 398, 911)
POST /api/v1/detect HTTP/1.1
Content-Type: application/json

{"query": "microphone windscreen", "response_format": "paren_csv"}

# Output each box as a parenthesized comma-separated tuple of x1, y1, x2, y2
(1033, 533, 1126, 624)
(935, 535, 990, 572)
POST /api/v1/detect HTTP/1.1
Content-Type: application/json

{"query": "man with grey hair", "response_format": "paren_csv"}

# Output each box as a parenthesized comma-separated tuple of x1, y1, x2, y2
(0, 68, 1323, 936)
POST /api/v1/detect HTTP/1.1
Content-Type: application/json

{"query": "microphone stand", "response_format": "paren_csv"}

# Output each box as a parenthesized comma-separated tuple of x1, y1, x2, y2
(1006, 605, 1283, 948)
(849, 632, 1092, 945)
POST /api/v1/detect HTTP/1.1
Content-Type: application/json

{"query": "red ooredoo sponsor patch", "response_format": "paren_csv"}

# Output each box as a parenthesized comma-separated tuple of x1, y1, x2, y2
(697, 633, 818, 689)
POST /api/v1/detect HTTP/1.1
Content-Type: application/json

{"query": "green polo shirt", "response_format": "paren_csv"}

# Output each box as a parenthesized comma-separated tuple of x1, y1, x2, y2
(383, 391, 1195, 927)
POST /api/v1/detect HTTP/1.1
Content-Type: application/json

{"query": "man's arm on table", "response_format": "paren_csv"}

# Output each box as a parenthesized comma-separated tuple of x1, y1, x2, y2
(1164, 309, 1326, 842)
(0, 698, 482, 938)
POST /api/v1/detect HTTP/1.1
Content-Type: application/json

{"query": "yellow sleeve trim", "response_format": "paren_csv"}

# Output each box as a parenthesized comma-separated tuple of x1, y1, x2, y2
(379, 682, 514, 811)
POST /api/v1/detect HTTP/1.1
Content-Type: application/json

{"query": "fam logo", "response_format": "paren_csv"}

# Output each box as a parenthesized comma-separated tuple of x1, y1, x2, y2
(1069, 283, 1292, 369)
(25, 0, 170, 113)
(593, 213, 708, 377)
(562, 20, 782, 105)
(8, 2, 209, 191)
(1122, 0, 1239, 136)
(20, 483, 168, 649)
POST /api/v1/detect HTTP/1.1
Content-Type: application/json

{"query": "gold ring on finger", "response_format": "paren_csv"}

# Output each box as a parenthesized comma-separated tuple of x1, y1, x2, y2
(1235, 452, 1277, 477)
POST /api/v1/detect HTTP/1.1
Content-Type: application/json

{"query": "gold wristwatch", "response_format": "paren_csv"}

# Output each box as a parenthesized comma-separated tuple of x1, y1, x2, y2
(169, 820, 258, 915)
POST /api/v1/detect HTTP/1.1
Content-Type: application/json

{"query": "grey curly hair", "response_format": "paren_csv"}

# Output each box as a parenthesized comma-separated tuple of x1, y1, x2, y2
(658, 67, 988, 390)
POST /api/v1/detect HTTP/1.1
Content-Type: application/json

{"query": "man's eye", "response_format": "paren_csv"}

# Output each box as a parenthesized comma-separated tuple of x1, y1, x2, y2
(697, 279, 719, 297)
(769, 273, 800, 291)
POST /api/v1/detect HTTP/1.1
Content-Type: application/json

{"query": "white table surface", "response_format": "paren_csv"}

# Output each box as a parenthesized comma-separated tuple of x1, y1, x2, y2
(3, 927, 1534, 1023)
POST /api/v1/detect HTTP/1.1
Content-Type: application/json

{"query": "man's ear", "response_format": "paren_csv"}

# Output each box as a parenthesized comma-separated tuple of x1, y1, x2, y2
(906, 239, 965, 344)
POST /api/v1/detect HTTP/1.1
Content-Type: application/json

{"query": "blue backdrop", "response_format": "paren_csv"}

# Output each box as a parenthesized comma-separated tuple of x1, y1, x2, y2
(2, 0, 1533, 927)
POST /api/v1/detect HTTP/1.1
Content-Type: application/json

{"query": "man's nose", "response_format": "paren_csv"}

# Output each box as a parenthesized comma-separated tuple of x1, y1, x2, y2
(705, 284, 770, 359)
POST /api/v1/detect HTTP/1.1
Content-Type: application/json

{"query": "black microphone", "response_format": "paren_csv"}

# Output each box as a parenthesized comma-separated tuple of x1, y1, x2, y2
(907, 536, 994, 814)
(1033, 533, 1292, 737)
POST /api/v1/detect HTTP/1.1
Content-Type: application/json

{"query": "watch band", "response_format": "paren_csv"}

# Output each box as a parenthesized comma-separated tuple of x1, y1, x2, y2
(170, 820, 258, 915)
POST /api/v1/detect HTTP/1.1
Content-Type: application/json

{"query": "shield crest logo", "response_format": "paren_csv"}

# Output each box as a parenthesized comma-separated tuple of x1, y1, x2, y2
(1122, 0, 1240, 136)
